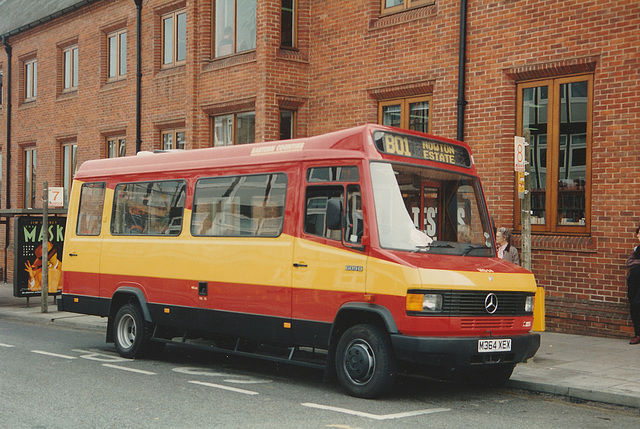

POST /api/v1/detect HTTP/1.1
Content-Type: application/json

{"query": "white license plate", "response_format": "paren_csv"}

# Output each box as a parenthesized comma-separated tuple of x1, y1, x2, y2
(478, 339, 511, 353)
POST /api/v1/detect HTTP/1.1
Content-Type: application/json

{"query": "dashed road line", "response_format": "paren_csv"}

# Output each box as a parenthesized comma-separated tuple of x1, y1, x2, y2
(0, 343, 15, 348)
(189, 380, 259, 395)
(301, 403, 450, 421)
(102, 363, 157, 375)
(31, 350, 77, 359)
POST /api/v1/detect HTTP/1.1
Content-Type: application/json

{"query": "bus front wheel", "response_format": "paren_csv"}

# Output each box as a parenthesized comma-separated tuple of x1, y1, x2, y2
(335, 324, 397, 398)
(113, 303, 149, 359)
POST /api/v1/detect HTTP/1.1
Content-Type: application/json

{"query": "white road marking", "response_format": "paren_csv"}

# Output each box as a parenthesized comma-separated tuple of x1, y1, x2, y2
(102, 363, 157, 375)
(31, 350, 77, 359)
(0, 343, 15, 348)
(189, 380, 259, 395)
(301, 403, 450, 421)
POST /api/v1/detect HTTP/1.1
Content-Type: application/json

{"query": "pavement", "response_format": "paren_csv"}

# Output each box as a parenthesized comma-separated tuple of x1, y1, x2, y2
(1, 283, 639, 409)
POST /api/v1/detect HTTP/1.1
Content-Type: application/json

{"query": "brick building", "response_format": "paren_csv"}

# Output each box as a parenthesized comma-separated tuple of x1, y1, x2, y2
(0, 0, 638, 338)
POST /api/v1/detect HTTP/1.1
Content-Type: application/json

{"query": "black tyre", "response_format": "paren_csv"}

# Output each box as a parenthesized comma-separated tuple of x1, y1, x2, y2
(335, 324, 397, 398)
(113, 303, 149, 359)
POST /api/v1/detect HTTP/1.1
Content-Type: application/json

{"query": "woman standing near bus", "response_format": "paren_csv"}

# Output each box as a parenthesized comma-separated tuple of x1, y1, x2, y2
(496, 227, 520, 265)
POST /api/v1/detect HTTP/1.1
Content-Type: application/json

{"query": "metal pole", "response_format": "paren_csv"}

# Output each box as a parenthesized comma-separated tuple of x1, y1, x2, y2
(521, 130, 532, 271)
(41, 182, 48, 313)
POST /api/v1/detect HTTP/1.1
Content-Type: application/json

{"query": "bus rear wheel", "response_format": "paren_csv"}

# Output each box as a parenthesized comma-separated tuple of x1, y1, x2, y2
(113, 303, 149, 359)
(335, 324, 397, 399)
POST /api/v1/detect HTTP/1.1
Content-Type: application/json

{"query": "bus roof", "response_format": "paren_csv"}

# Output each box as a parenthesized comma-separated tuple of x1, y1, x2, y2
(74, 124, 475, 180)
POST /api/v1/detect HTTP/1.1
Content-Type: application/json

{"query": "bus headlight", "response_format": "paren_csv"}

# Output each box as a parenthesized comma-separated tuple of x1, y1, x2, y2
(406, 293, 443, 313)
(525, 296, 535, 313)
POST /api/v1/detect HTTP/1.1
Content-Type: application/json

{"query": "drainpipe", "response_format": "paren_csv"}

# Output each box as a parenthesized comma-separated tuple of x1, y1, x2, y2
(2, 36, 11, 209)
(2, 36, 11, 282)
(134, 0, 143, 153)
(456, 0, 468, 142)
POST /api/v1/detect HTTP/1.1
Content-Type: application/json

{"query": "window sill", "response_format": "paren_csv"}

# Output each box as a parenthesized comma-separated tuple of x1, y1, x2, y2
(57, 90, 78, 102)
(205, 50, 257, 72)
(512, 233, 597, 253)
(371, 3, 437, 31)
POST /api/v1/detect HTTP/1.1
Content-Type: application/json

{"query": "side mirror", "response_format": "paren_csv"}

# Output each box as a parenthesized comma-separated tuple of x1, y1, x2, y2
(326, 198, 342, 230)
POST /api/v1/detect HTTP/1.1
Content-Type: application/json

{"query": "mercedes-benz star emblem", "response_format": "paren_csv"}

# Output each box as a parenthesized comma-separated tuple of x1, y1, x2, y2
(484, 293, 498, 314)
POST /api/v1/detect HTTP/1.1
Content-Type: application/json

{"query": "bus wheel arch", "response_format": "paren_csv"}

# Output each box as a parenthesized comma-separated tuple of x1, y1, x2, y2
(328, 305, 399, 398)
(107, 287, 152, 344)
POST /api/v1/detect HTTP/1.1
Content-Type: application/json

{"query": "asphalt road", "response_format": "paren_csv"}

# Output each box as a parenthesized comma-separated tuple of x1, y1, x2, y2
(1, 320, 639, 429)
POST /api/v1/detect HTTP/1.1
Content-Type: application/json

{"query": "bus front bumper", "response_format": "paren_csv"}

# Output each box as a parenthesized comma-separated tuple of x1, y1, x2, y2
(391, 332, 540, 368)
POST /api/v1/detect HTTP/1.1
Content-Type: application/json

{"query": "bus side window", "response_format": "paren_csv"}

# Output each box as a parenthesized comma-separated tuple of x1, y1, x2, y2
(304, 186, 343, 240)
(192, 173, 287, 237)
(345, 185, 363, 244)
(76, 182, 106, 236)
(111, 180, 186, 236)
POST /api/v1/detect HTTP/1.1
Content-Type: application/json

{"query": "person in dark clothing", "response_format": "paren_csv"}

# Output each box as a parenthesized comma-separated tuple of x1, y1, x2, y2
(625, 226, 640, 345)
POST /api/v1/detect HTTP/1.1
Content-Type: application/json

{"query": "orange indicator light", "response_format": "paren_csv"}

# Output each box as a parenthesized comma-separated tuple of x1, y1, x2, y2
(283, 322, 291, 329)
(164, 308, 170, 314)
(406, 294, 423, 312)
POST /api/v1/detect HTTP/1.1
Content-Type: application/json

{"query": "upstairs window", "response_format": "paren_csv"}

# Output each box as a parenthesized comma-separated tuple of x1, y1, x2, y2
(24, 59, 37, 101)
(108, 30, 127, 80)
(162, 10, 186, 67)
(63, 46, 79, 91)
(0, 70, 3, 105)
(215, 0, 257, 57)
(281, 0, 296, 48)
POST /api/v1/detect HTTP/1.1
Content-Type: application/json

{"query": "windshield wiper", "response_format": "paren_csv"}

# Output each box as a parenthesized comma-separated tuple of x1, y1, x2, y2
(413, 242, 454, 253)
(461, 244, 489, 256)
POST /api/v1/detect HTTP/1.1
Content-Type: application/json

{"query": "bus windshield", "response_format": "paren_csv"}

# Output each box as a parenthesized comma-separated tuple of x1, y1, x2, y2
(370, 162, 495, 256)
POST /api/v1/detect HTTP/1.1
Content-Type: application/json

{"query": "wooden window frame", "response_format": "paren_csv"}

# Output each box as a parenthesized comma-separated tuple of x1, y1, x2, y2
(162, 129, 186, 150)
(63, 45, 79, 91)
(211, 112, 256, 147)
(214, 0, 257, 58)
(24, 59, 37, 102)
(378, 95, 432, 133)
(107, 136, 127, 158)
(23, 147, 36, 209)
(162, 9, 187, 68)
(515, 74, 593, 235)
(381, 0, 432, 15)
(62, 142, 78, 207)
(279, 109, 296, 140)
(107, 29, 127, 81)
(280, 0, 297, 49)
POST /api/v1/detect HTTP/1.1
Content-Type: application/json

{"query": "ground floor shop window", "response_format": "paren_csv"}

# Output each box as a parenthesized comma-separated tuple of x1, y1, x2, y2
(516, 74, 592, 234)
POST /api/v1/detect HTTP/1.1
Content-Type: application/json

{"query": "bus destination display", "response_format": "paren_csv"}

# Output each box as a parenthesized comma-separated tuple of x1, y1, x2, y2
(373, 130, 471, 168)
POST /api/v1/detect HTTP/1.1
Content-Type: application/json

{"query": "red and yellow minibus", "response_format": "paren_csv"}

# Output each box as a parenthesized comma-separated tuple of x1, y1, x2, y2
(59, 124, 539, 398)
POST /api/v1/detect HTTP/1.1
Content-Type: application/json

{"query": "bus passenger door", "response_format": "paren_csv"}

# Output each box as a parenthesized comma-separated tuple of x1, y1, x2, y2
(62, 181, 106, 297)
(292, 182, 367, 347)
